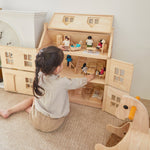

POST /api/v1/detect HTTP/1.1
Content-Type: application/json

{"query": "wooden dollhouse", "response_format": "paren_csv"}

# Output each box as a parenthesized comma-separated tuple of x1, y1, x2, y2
(0, 13, 134, 116)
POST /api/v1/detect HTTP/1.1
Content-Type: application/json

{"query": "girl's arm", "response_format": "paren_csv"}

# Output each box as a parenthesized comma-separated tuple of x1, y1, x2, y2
(63, 74, 95, 90)
(86, 74, 95, 82)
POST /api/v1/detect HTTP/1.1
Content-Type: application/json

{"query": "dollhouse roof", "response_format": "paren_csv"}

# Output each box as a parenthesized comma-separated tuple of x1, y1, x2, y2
(48, 13, 113, 34)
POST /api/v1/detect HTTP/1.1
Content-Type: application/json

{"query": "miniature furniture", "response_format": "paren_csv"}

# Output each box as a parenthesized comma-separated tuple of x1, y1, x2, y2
(0, 13, 134, 116)
(95, 95, 150, 150)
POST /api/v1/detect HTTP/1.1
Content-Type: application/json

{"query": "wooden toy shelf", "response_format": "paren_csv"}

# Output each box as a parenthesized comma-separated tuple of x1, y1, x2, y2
(60, 67, 105, 85)
(69, 82, 104, 108)
(69, 93, 103, 108)
(63, 50, 108, 60)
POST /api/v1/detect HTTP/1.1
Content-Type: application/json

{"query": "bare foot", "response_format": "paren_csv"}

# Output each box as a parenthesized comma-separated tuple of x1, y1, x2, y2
(0, 110, 11, 118)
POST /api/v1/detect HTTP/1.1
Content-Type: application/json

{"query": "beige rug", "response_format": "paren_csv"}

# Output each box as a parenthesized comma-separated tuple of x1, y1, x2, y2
(0, 89, 124, 150)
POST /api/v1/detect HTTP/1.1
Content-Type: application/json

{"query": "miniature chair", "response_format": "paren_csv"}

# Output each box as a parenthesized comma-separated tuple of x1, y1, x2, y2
(95, 95, 150, 150)
(100, 43, 107, 53)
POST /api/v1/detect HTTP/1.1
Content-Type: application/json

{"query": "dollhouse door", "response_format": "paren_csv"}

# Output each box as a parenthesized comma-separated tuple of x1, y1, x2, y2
(102, 58, 134, 115)
(105, 58, 133, 93)
(15, 71, 34, 95)
(2, 70, 16, 92)
(102, 85, 129, 115)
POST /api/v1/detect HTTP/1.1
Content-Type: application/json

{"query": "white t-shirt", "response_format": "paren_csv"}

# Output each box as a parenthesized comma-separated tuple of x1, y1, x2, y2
(63, 40, 70, 46)
(34, 73, 87, 118)
(86, 39, 93, 46)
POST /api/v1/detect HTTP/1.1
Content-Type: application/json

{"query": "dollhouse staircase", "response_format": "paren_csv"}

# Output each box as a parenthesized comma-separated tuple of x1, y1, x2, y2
(75, 57, 87, 73)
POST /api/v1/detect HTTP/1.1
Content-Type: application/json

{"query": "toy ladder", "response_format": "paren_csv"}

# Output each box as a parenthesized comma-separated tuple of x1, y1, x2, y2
(75, 57, 87, 73)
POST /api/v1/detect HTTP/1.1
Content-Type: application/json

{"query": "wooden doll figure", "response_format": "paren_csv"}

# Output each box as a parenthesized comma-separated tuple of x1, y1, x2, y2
(86, 36, 93, 47)
(66, 55, 72, 67)
(63, 36, 70, 50)
(81, 63, 88, 74)
(96, 39, 106, 53)
(96, 40, 103, 49)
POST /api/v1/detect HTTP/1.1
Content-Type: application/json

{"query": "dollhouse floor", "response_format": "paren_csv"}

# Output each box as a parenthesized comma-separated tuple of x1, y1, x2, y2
(0, 88, 149, 150)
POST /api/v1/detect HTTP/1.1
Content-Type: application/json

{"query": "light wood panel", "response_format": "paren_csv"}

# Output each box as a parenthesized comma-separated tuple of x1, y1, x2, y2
(48, 13, 113, 33)
(2, 68, 34, 95)
(102, 85, 129, 115)
(106, 58, 134, 93)
(0, 46, 37, 71)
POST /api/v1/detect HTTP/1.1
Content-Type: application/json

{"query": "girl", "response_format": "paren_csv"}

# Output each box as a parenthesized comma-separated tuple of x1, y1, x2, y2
(0, 46, 94, 132)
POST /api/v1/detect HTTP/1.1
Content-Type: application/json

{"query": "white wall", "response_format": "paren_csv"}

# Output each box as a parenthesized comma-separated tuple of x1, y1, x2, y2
(1, 0, 150, 99)
(0, 11, 46, 48)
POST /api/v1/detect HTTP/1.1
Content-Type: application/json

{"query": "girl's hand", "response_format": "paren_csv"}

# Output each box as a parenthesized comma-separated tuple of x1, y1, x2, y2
(58, 45, 66, 51)
(86, 74, 95, 82)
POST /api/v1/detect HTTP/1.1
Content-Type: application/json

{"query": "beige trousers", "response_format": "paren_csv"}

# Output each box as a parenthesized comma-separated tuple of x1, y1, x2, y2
(29, 104, 65, 132)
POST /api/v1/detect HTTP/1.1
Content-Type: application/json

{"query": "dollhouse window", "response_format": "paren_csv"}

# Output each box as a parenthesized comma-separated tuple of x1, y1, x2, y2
(111, 95, 116, 100)
(24, 54, 32, 67)
(65, 17, 69, 22)
(114, 68, 119, 75)
(63, 16, 74, 25)
(117, 97, 121, 103)
(111, 95, 121, 108)
(5, 52, 14, 64)
(114, 76, 119, 81)
(120, 69, 125, 76)
(87, 17, 99, 27)
(70, 17, 74, 22)
(95, 19, 99, 24)
(89, 19, 93, 24)
(114, 68, 125, 84)
(25, 77, 33, 89)
(111, 101, 115, 106)
(120, 77, 124, 83)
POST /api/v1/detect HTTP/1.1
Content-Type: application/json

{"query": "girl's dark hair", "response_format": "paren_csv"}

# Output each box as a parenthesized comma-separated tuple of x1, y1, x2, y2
(33, 46, 64, 98)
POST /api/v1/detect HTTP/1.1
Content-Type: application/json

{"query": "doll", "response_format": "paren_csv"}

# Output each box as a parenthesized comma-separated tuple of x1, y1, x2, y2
(86, 36, 93, 47)
(96, 39, 103, 49)
(66, 55, 72, 67)
(81, 63, 88, 74)
(63, 36, 70, 50)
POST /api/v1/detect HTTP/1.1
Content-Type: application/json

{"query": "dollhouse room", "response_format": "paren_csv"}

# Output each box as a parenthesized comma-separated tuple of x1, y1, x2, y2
(0, 0, 150, 150)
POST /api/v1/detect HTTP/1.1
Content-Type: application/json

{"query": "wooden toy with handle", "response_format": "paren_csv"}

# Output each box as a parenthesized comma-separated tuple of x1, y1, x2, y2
(128, 96, 140, 120)
(95, 95, 150, 150)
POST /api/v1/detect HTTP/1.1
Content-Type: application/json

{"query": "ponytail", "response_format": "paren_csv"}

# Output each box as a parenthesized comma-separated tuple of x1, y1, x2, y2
(33, 66, 45, 98)
(33, 46, 64, 98)
(33, 50, 45, 98)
